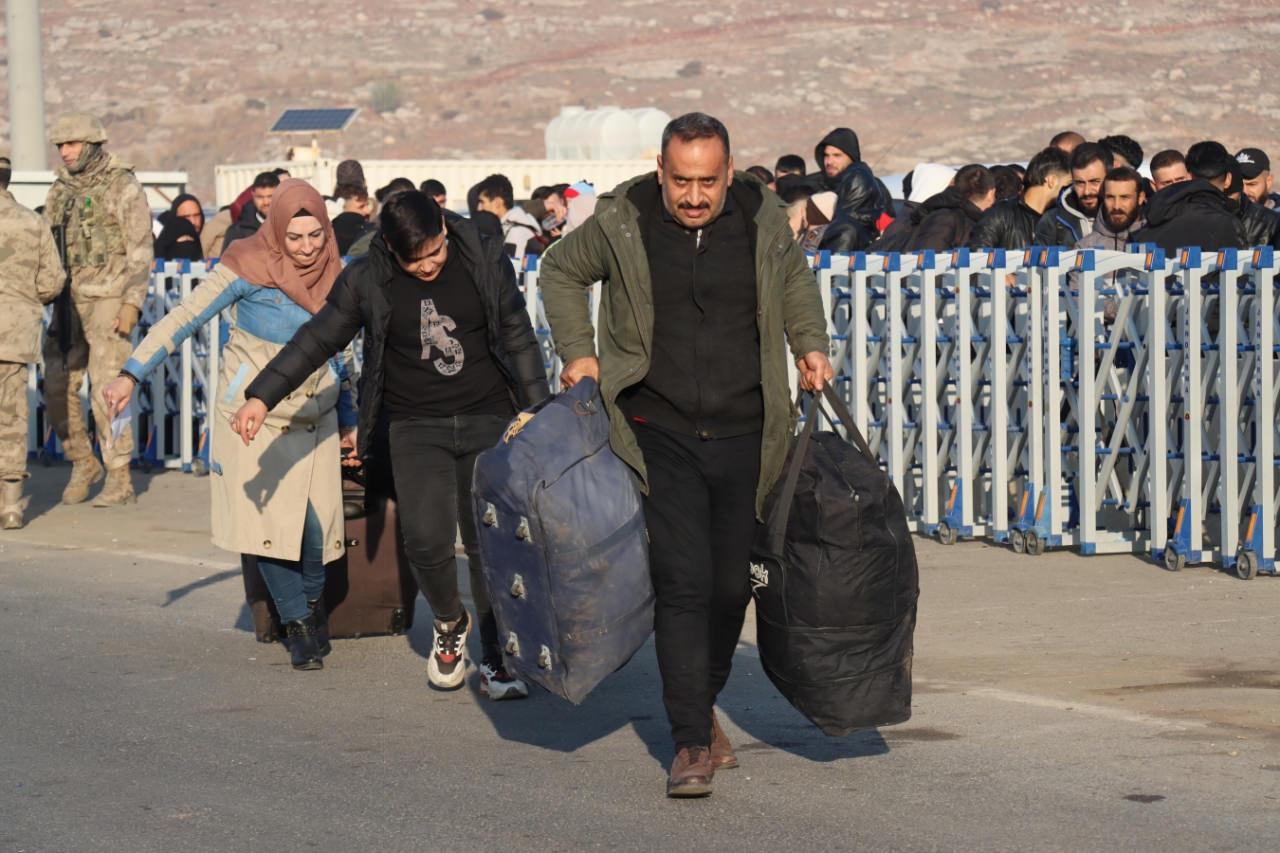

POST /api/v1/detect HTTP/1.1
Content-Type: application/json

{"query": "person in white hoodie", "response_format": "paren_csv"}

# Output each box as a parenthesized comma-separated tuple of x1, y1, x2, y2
(475, 173, 542, 261)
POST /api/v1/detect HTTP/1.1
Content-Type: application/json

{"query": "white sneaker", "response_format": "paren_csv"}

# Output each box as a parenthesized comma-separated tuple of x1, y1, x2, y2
(427, 611, 470, 690)
(479, 658, 530, 701)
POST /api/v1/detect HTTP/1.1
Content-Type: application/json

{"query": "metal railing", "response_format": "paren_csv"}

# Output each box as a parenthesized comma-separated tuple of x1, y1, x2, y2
(25, 248, 1280, 578)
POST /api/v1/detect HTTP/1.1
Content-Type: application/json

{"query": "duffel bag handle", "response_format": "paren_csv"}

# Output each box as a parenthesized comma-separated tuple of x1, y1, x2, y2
(766, 386, 877, 553)
(819, 384, 877, 466)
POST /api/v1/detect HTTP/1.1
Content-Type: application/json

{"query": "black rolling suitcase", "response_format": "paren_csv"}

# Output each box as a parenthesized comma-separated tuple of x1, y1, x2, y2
(241, 470, 417, 641)
(750, 385, 919, 736)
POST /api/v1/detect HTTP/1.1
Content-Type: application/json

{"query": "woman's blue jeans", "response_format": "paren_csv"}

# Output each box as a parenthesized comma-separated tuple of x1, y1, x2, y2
(257, 502, 326, 623)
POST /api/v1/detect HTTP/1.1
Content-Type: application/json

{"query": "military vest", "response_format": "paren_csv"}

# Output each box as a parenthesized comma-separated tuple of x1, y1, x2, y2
(49, 165, 128, 270)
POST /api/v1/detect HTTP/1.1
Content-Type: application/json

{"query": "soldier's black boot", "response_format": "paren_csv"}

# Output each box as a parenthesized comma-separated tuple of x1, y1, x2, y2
(307, 599, 332, 657)
(284, 615, 324, 671)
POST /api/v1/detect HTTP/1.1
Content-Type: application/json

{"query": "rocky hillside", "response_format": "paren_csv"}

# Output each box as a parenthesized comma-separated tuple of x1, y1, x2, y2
(4, 0, 1278, 199)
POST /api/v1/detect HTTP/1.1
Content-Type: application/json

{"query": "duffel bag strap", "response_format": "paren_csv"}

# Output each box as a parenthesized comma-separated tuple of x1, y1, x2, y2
(820, 384, 877, 466)
(767, 391, 822, 553)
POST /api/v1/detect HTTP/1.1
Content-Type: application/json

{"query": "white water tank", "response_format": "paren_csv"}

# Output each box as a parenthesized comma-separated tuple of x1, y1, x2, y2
(545, 106, 671, 160)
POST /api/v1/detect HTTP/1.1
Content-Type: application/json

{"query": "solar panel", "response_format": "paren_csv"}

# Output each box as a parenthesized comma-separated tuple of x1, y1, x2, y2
(270, 108, 359, 133)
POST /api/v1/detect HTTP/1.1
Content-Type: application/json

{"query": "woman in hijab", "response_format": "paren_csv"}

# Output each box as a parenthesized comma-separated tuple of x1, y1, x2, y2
(102, 180, 356, 671)
(153, 193, 206, 262)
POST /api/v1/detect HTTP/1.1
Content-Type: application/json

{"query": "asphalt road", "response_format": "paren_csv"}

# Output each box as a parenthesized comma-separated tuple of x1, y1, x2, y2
(2, 469, 1279, 852)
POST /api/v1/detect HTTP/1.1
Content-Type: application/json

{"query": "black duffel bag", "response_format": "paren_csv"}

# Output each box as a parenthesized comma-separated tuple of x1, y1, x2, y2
(751, 384, 919, 736)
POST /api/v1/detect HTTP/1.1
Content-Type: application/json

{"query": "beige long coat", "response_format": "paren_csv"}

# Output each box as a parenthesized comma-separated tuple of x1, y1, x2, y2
(125, 264, 354, 562)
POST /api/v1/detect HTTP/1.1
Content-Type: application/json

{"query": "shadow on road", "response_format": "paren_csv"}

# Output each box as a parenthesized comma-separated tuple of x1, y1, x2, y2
(163, 568, 241, 607)
(465, 638, 891, 769)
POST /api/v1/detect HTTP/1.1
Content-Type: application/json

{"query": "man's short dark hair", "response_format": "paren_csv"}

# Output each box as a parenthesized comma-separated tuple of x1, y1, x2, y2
(252, 171, 281, 190)
(476, 173, 514, 210)
(529, 185, 552, 200)
(1150, 149, 1185, 173)
(990, 165, 1023, 202)
(375, 177, 417, 204)
(380, 191, 444, 259)
(1186, 141, 1233, 181)
(1070, 142, 1114, 173)
(0, 166, 10, 189)
(954, 164, 995, 203)
(660, 112, 730, 157)
(774, 154, 806, 176)
(775, 174, 813, 205)
(1103, 166, 1144, 194)
(420, 178, 447, 198)
(746, 165, 774, 185)
(271, 167, 291, 178)
(1099, 134, 1144, 169)
(1025, 147, 1071, 188)
(334, 182, 368, 202)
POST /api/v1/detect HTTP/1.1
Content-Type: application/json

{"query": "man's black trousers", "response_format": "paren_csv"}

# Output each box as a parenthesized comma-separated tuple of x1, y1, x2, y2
(388, 414, 509, 659)
(633, 420, 762, 749)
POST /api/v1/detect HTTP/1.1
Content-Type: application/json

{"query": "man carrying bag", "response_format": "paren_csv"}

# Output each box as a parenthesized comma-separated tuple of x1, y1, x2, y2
(541, 112, 832, 798)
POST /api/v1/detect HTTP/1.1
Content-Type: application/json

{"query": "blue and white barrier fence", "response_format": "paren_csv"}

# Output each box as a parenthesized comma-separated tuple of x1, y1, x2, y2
(26, 249, 1280, 578)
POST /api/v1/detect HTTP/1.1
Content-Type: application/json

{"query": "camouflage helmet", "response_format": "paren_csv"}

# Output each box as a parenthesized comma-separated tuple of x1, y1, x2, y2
(48, 113, 108, 145)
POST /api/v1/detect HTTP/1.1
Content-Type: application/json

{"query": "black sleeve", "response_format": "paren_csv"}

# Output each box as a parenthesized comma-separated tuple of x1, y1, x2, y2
(834, 167, 884, 228)
(494, 255, 551, 408)
(1032, 210, 1059, 247)
(245, 266, 365, 409)
(967, 207, 1005, 250)
(910, 211, 958, 252)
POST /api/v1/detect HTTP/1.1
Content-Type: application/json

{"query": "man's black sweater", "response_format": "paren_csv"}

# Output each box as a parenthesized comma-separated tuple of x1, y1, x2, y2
(618, 179, 763, 440)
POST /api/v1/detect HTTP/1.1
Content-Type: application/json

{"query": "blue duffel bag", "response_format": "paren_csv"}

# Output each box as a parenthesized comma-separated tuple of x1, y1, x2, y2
(471, 377, 654, 704)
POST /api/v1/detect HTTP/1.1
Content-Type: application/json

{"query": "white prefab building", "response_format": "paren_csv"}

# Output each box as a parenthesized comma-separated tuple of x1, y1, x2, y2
(7, 170, 190, 212)
(213, 159, 655, 211)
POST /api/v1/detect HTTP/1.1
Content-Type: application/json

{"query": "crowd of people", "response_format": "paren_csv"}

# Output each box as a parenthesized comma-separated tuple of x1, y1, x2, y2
(143, 127, 1280, 275)
(2, 107, 1276, 799)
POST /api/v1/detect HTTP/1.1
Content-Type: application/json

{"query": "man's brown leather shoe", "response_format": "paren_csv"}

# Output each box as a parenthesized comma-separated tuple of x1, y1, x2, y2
(667, 746, 713, 798)
(710, 711, 738, 771)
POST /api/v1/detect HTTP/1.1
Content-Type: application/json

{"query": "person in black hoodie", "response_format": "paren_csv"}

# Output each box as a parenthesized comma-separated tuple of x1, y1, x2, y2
(969, 147, 1071, 251)
(812, 127, 893, 251)
(232, 191, 550, 700)
(1132, 141, 1245, 254)
(153, 193, 206, 262)
(904, 164, 995, 251)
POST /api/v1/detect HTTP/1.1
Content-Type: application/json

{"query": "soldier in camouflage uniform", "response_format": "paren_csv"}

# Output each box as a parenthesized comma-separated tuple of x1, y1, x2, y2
(0, 145, 67, 528)
(42, 113, 154, 506)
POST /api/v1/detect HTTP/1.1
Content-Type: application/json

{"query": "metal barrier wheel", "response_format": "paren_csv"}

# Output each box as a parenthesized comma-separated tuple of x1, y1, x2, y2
(1235, 549, 1259, 581)
(937, 522, 957, 546)
(1162, 548, 1186, 572)
(1025, 531, 1045, 556)
(190, 458, 208, 477)
(1009, 529, 1026, 554)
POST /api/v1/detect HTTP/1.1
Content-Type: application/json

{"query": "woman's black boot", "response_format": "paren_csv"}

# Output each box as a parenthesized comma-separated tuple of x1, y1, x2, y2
(307, 599, 332, 657)
(285, 616, 324, 670)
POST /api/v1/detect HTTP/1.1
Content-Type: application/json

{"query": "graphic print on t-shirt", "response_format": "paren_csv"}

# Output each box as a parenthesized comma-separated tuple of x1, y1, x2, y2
(420, 298, 465, 376)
